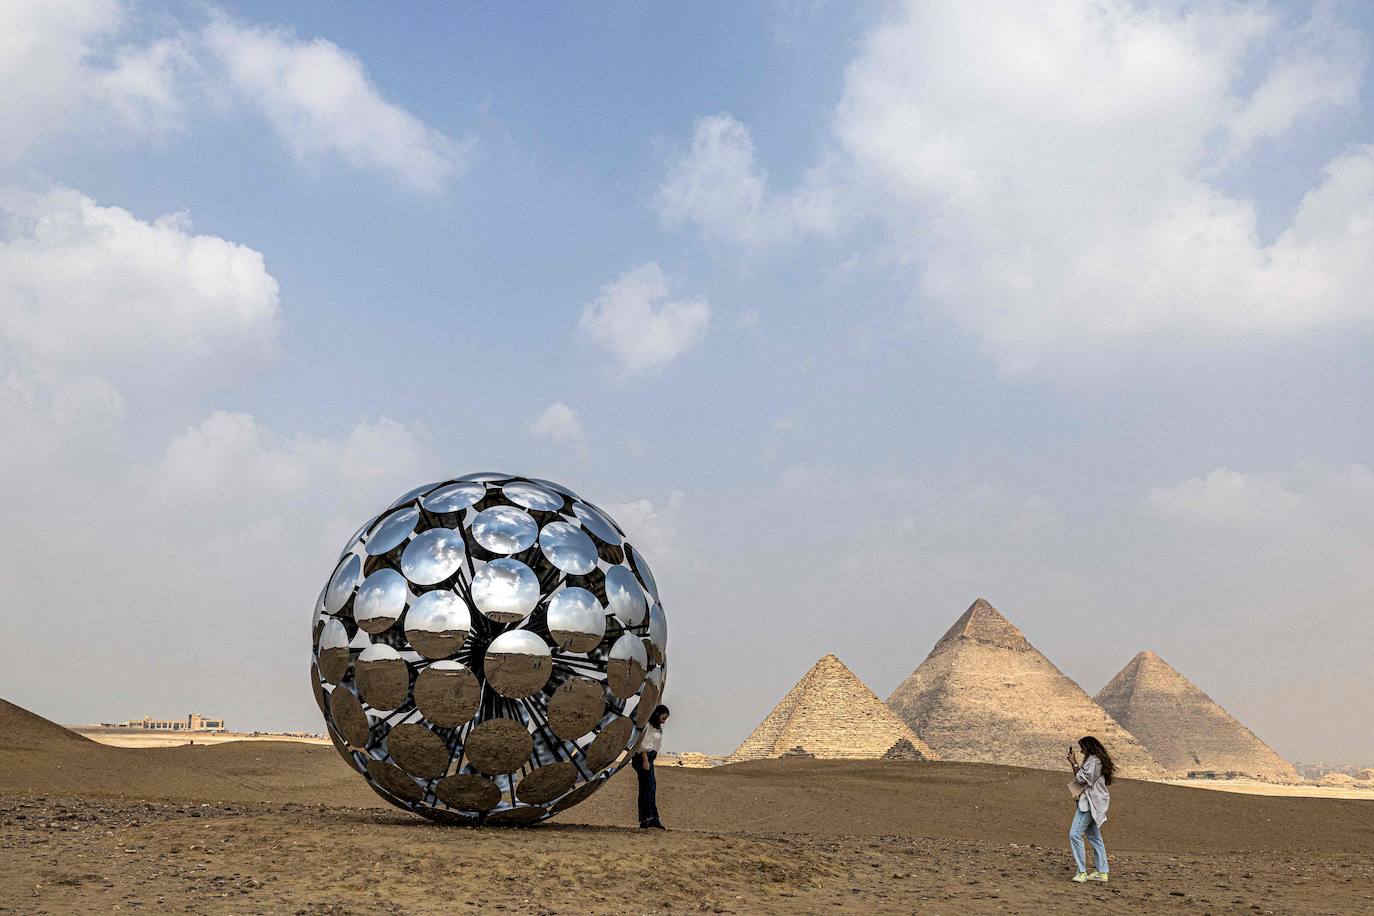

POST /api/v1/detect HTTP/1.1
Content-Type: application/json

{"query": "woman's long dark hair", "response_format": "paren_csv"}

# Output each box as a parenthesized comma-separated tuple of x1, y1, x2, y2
(1078, 736, 1115, 785)
(649, 705, 670, 729)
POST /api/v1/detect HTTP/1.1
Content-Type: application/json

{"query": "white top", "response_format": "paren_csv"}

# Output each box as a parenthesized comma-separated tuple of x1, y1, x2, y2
(1075, 754, 1110, 825)
(640, 724, 662, 753)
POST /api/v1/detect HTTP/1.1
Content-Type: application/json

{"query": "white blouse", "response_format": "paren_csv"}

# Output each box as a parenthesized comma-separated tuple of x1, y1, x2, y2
(640, 725, 662, 753)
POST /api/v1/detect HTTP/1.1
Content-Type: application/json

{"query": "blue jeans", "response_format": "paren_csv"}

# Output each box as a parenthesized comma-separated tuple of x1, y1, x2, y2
(1069, 807, 1108, 874)
(633, 751, 658, 824)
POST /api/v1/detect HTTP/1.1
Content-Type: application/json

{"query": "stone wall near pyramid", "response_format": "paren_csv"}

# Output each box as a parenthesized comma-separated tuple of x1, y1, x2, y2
(730, 654, 938, 762)
(886, 599, 1163, 778)
(1094, 651, 1299, 782)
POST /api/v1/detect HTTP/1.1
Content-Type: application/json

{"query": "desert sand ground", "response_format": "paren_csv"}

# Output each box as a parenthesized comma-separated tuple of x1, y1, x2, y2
(3, 701, 1371, 914)
(1160, 777, 1374, 801)
(68, 726, 331, 749)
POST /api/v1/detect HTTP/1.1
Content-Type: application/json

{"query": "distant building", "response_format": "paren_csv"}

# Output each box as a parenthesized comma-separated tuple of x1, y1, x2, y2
(123, 713, 225, 731)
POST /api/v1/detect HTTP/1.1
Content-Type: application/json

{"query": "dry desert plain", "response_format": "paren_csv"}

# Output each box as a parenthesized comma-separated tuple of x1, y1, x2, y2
(2, 701, 1371, 915)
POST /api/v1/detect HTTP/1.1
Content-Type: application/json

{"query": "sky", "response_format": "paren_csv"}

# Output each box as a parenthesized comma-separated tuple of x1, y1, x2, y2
(1, 0, 1371, 764)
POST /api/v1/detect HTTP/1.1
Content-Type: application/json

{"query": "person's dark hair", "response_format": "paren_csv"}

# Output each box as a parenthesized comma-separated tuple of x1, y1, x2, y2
(649, 705, 670, 728)
(1078, 736, 1114, 785)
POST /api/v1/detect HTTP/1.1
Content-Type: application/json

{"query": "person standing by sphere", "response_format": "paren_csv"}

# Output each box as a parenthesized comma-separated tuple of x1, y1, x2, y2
(633, 705, 670, 829)
(1067, 735, 1113, 882)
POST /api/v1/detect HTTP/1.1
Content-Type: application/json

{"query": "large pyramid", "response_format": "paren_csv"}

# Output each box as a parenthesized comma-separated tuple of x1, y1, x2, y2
(730, 654, 938, 762)
(1094, 651, 1299, 782)
(885, 599, 1162, 777)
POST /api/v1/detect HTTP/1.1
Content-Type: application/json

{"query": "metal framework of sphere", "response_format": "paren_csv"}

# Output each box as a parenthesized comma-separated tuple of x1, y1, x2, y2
(309, 472, 667, 825)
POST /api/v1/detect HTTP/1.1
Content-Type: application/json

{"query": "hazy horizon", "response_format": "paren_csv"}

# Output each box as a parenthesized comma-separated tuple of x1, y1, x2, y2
(3, 1, 1372, 764)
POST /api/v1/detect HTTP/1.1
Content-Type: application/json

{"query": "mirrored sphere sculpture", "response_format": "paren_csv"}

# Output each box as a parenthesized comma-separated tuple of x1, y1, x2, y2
(310, 473, 669, 826)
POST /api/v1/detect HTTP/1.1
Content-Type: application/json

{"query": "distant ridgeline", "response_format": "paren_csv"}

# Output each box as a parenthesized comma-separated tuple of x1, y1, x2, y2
(731, 598, 1299, 783)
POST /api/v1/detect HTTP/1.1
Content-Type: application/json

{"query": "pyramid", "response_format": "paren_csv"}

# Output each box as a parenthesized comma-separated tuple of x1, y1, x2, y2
(1094, 651, 1299, 782)
(885, 599, 1162, 777)
(730, 654, 938, 762)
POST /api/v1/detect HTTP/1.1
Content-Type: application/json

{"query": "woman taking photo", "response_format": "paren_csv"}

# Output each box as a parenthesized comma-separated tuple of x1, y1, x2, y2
(632, 705, 669, 829)
(1067, 735, 1113, 882)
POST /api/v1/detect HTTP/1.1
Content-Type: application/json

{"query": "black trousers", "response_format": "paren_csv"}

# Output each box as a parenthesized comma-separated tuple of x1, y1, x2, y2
(633, 751, 658, 824)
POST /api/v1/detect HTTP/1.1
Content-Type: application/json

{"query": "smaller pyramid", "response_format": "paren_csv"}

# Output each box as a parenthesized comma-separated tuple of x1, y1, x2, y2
(1094, 652, 1299, 782)
(730, 654, 938, 762)
(887, 599, 1162, 777)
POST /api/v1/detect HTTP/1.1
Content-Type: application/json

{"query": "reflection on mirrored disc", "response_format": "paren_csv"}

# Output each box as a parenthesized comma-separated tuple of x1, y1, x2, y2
(400, 527, 466, 585)
(606, 632, 648, 699)
(413, 660, 480, 726)
(486, 805, 547, 826)
(502, 480, 564, 512)
(404, 590, 470, 658)
(325, 554, 361, 614)
(328, 727, 364, 774)
(459, 471, 512, 482)
(572, 502, 621, 545)
(630, 547, 659, 601)
(366, 506, 419, 556)
(464, 718, 533, 774)
(515, 761, 576, 804)
(470, 505, 538, 554)
(539, 521, 597, 575)
(584, 715, 633, 772)
(330, 687, 370, 747)
(435, 774, 502, 811)
(390, 481, 440, 509)
(546, 587, 605, 652)
(387, 723, 450, 778)
(353, 568, 407, 634)
(421, 481, 486, 513)
(527, 477, 581, 500)
(550, 777, 603, 813)
(339, 521, 368, 559)
(604, 565, 647, 626)
(547, 676, 605, 740)
(366, 758, 425, 802)
(310, 663, 326, 715)
(318, 618, 350, 683)
(470, 558, 540, 622)
(633, 681, 661, 728)
(355, 644, 409, 710)
(484, 629, 552, 698)
(647, 602, 667, 665)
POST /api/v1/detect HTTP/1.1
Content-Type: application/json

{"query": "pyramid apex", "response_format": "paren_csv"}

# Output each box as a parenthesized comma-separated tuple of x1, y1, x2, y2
(930, 598, 1031, 654)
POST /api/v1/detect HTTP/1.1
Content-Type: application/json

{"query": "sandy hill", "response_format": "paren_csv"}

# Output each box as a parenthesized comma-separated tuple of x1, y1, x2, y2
(0, 698, 96, 753)
(0, 697, 372, 805)
(1094, 651, 1299, 782)
(885, 599, 1162, 777)
(730, 654, 938, 762)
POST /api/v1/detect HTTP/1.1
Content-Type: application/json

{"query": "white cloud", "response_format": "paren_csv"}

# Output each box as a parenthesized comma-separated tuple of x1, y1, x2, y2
(528, 401, 584, 444)
(0, 186, 280, 376)
(0, 3, 461, 191)
(150, 410, 436, 520)
(665, 2, 1373, 373)
(97, 36, 197, 135)
(604, 490, 688, 570)
(657, 113, 837, 246)
(579, 262, 712, 375)
(835, 1, 1374, 371)
(202, 19, 464, 192)
(1143, 464, 1374, 530)
(0, 0, 188, 164)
